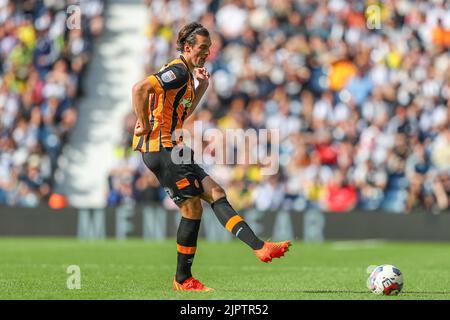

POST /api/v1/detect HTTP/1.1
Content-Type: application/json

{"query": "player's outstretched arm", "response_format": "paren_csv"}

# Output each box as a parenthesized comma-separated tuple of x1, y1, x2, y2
(132, 78, 155, 136)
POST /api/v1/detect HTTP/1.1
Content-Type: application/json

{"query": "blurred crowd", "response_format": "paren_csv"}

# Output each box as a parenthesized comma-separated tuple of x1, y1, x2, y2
(109, 0, 449, 215)
(0, 0, 104, 206)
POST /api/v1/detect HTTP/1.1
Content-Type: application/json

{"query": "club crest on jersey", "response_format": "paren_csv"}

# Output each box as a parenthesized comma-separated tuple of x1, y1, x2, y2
(161, 70, 176, 83)
(181, 98, 192, 108)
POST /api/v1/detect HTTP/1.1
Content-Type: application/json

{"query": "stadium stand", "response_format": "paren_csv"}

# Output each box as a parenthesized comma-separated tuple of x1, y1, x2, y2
(1, 0, 448, 215)
(0, 0, 104, 206)
(109, 0, 449, 214)
(53, 0, 146, 208)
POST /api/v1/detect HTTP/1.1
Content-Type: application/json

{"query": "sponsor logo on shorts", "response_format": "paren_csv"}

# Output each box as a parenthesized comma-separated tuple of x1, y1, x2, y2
(175, 178, 190, 190)
(164, 187, 174, 197)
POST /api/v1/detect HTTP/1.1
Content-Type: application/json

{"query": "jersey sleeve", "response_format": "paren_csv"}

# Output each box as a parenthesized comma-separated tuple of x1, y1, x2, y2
(148, 63, 189, 94)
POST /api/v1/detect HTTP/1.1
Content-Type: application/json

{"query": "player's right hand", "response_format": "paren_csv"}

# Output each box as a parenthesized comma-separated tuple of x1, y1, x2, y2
(134, 120, 151, 136)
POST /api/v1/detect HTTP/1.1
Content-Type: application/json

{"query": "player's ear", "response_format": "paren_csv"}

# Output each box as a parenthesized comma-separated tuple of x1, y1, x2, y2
(183, 43, 191, 54)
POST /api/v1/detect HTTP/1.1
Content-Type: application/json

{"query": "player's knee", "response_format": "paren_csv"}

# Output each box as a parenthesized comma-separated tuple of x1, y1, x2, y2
(211, 186, 226, 202)
(180, 197, 203, 219)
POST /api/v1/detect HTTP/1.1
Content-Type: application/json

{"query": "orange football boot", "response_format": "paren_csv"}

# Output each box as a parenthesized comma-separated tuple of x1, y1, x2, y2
(254, 240, 292, 263)
(173, 276, 214, 292)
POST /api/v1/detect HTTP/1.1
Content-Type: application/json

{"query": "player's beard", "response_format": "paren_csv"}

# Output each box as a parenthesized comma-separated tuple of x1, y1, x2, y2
(196, 57, 206, 67)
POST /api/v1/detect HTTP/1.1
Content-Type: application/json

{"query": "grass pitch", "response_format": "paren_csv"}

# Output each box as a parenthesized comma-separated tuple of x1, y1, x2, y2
(0, 238, 449, 300)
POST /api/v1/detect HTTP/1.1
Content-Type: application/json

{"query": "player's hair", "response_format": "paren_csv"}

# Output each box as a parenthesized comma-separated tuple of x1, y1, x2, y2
(176, 22, 210, 52)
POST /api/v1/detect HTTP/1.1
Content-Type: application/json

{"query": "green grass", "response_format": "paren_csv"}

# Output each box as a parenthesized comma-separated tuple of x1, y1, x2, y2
(0, 238, 449, 300)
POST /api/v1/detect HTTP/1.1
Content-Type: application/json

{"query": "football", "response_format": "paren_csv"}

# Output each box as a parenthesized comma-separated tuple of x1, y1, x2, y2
(367, 264, 404, 296)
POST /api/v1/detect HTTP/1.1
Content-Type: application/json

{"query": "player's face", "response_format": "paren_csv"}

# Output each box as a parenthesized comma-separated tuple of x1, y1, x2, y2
(190, 35, 211, 67)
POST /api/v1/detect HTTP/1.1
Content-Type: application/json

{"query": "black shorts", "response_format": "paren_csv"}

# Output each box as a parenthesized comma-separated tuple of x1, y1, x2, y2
(142, 146, 209, 205)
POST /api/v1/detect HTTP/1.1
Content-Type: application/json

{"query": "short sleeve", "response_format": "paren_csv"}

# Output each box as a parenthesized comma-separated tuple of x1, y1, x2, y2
(149, 64, 189, 93)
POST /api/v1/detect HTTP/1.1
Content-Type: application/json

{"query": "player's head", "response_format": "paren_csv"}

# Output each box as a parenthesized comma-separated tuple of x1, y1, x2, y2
(177, 22, 211, 68)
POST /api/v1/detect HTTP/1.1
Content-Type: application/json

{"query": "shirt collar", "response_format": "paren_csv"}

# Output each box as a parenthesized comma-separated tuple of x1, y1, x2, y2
(179, 55, 191, 72)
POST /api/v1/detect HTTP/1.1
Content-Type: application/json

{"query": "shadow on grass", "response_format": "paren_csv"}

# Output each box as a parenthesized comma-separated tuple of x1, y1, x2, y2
(220, 289, 450, 295)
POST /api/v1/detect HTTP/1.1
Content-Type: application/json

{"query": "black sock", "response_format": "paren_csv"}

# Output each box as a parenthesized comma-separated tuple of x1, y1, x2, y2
(176, 217, 201, 284)
(211, 197, 264, 250)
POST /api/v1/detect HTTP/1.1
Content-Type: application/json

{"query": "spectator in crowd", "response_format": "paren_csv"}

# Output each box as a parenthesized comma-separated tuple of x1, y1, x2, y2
(111, 0, 450, 214)
(0, 0, 104, 207)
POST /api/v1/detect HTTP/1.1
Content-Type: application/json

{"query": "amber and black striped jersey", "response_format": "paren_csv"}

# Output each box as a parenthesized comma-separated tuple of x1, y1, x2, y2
(133, 55, 195, 153)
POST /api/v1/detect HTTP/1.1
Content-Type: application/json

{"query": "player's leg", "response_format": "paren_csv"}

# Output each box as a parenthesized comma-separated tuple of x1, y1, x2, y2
(143, 150, 212, 291)
(199, 176, 264, 249)
(173, 196, 213, 292)
(199, 176, 291, 262)
(175, 197, 202, 284)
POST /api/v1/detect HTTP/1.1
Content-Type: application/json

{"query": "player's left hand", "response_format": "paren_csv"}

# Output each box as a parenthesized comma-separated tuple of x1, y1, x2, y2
(194, 67, 210, 86)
